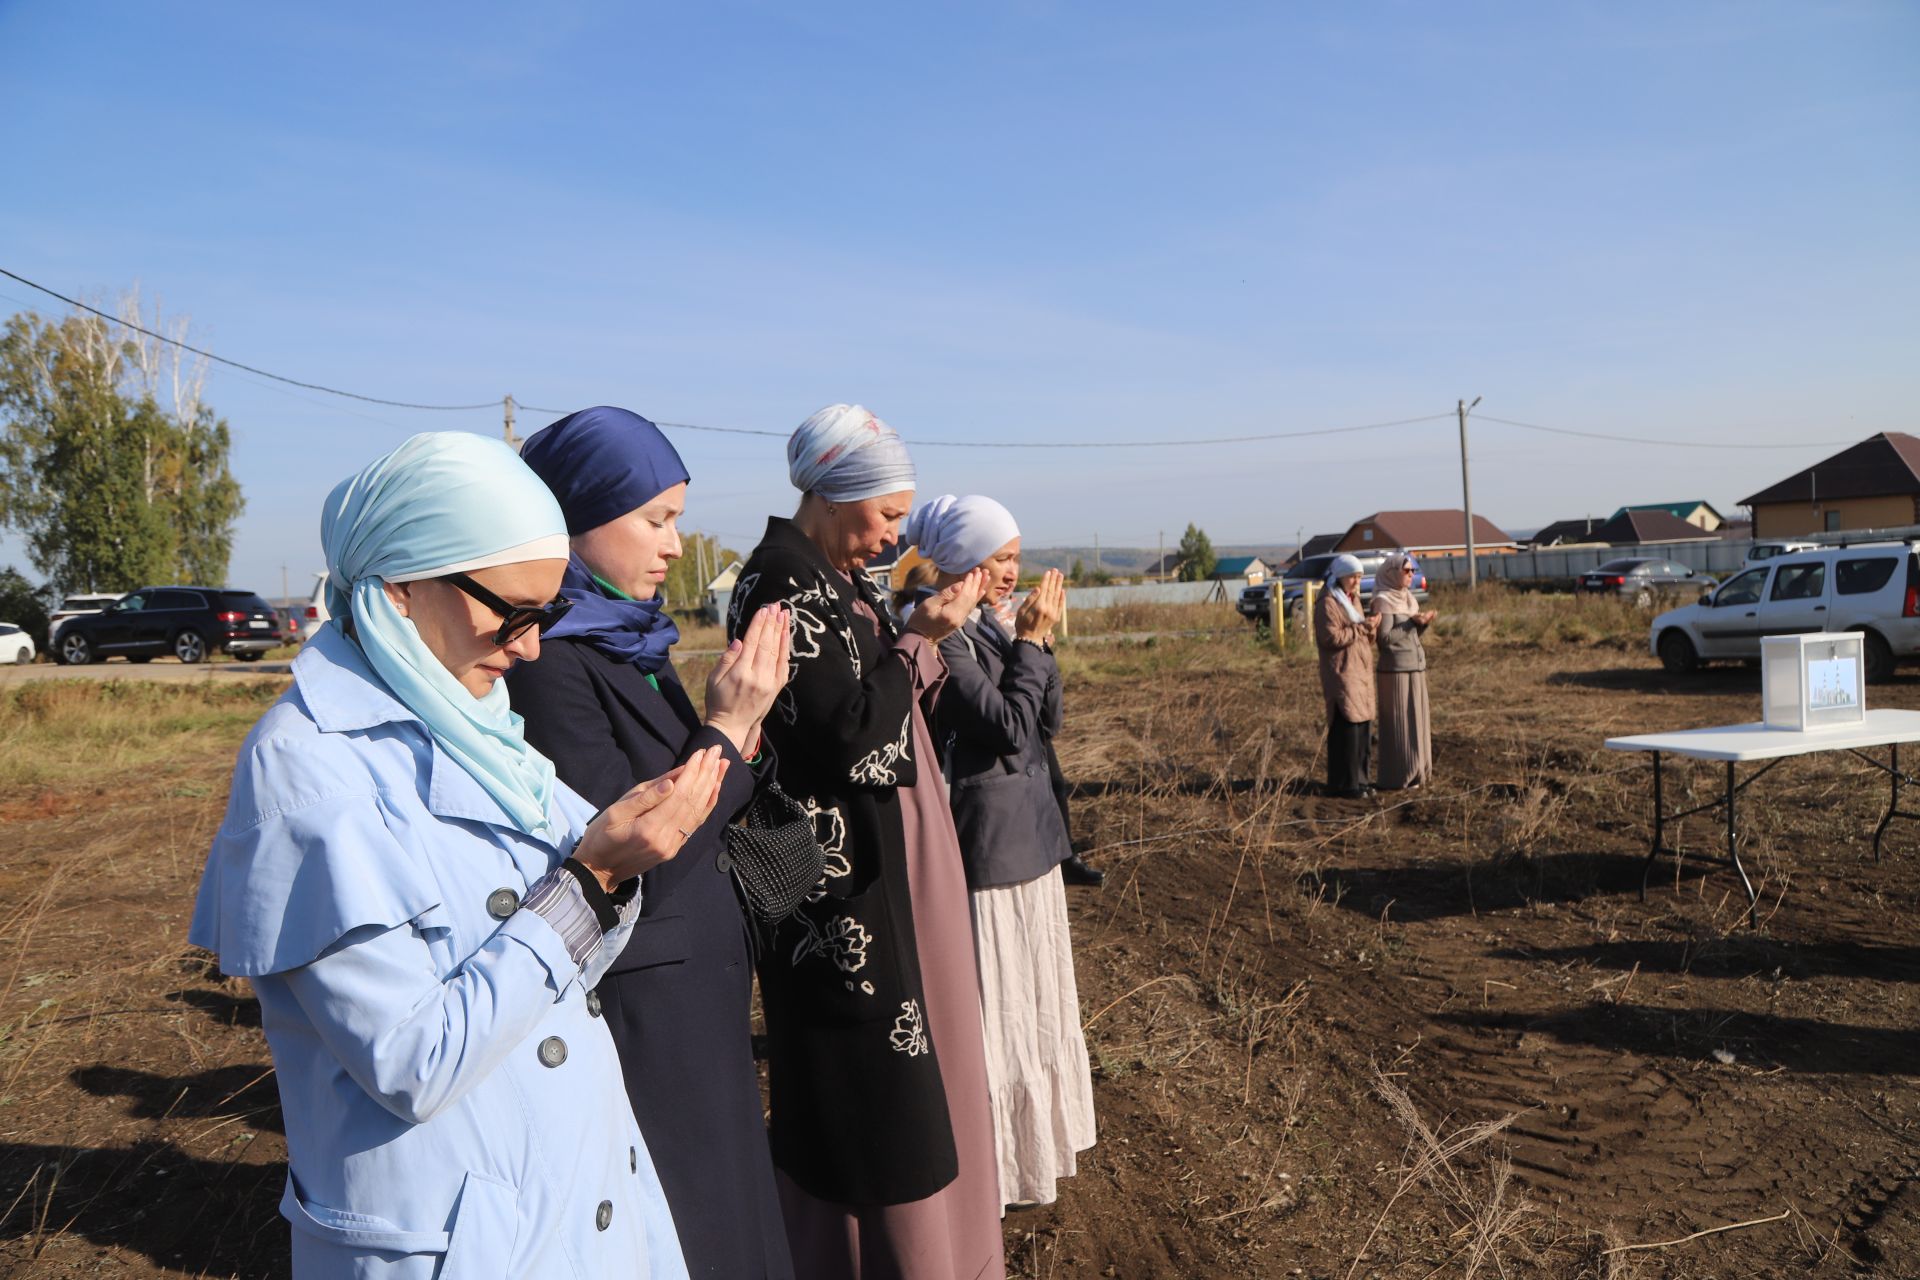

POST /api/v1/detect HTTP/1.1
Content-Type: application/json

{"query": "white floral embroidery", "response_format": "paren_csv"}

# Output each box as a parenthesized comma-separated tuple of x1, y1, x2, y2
(800, 798, 851, 902)
(889, 1000, 929, 1056)
(848, 714, 912, 786)
(789, 912, 871, 974)
(727, 572, 760, 635)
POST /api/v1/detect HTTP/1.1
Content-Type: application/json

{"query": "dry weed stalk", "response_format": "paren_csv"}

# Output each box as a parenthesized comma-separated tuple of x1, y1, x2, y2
(1345, 1069, 1534, 1280)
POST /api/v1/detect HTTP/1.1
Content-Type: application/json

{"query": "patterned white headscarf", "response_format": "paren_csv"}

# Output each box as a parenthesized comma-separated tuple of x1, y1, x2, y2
(787, 403, 917, 502)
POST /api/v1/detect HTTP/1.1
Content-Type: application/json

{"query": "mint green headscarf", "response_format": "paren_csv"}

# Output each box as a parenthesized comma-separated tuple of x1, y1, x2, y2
(320, 432, 572, 838)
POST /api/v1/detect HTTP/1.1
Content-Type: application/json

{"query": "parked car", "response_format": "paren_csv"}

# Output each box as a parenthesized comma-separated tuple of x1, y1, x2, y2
(52, 586, 283, 665)
(1743, 540, 1817, 568)
(298, 572, 330, 642)
(0, 622, 35, 664)
(1574, 558, 1715, 609)
(45, 592, 124, 645)
(1237, 551, 1427, 624)
(1650, 540, 1920, 682)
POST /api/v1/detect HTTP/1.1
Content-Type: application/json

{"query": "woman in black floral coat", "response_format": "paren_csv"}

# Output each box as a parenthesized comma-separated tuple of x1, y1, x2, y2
(730, 403, 1003, 1280)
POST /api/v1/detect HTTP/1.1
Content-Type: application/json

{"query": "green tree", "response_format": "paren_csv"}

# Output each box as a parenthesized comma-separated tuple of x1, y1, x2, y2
(1175, 523, 1217, 581)
(1070, 557, 1085, 584)
(0, 300, 244, 594)
(0, 565, 52, 641)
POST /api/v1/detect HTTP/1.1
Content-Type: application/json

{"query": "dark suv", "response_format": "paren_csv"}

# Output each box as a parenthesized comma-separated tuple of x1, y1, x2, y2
(53, 586, 283, 665)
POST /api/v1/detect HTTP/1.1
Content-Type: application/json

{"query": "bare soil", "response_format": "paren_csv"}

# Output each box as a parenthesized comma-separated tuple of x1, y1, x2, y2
(5, 625, 1919, 1277)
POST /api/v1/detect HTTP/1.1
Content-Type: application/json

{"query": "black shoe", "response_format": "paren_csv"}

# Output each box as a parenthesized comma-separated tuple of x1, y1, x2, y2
(1060, 855, 1105, 888)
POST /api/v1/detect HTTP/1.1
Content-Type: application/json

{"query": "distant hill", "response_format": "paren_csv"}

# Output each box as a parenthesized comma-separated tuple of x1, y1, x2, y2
(1023, 544, 1297, 578)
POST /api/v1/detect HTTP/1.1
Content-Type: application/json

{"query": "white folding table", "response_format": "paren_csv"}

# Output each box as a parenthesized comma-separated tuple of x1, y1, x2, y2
(1604, 709, 1920, 926)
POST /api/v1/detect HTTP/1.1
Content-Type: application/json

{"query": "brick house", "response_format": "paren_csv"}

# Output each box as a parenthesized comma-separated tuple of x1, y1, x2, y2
(1740, 432, 1920, 537)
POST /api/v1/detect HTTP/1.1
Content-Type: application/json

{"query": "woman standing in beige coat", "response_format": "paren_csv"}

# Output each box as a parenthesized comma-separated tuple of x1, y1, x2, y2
(1369, 552, 1438, 790)
(1315, 554, 1381, 798)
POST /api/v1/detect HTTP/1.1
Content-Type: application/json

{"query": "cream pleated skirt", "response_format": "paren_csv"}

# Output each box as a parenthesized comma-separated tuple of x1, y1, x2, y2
(969, 866, 1097, 1210)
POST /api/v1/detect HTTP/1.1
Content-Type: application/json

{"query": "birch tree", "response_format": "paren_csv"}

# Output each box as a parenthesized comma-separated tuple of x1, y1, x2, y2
(0, 295, 245, 594)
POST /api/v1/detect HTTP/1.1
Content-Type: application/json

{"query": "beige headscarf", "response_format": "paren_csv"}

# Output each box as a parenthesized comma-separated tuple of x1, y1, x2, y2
(1372, 552, 1420, 616)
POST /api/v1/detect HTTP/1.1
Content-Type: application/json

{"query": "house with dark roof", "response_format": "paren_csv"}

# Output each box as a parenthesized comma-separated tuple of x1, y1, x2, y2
(1209, 555, 1269, 584)
(1740, 432, 1920, 537)
(1285, 533, 1343, 567)
(1607, 500, 1728, 532)
(1335, 510, 1517, 559)
(1143, 552, 1186, 583)
(1531, 517, 1608, 547)
(1588, 509, 1719, 546)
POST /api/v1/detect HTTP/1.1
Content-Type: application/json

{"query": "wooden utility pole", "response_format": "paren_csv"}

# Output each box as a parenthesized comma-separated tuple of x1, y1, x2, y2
(1458, 396, 1481, 589)
(503, 395, 518, 449)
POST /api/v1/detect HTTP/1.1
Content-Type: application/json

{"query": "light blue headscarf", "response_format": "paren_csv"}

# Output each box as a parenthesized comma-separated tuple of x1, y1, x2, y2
(321, 432, 572, 838)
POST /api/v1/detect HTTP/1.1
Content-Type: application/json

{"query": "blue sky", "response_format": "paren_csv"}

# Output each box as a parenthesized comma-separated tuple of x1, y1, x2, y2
(2, 1, 1915, 591)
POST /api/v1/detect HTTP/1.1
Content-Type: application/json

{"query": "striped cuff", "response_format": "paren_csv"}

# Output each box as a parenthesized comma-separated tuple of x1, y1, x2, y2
(520, 867, 602, 970)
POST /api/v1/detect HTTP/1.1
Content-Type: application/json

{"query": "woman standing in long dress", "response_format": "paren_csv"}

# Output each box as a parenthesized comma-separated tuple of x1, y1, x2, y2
(904, 494, 1097, 1211)
(1369, 552, 1437, 791)
(189, 432, 723, 1278)
(507, 406, 797, 1278)
(730, 404, 1005, 1279)
(1315, 553, 1382, 798)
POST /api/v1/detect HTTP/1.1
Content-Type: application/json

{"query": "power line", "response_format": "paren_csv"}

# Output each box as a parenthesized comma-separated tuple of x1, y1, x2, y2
(3, 265, 1874, 454)
(0, 266, 500, 411)
(1476, 413, 1851, 451)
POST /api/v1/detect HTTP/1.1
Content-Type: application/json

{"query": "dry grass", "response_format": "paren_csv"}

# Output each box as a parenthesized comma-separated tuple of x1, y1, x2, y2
(1063, 599, 1243, 637)
(0, 680, 286, 793)
(1426, 582, 1652, 651)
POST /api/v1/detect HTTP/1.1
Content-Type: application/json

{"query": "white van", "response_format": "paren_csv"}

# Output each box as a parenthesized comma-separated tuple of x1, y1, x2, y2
(1651, 540, 1920, 681)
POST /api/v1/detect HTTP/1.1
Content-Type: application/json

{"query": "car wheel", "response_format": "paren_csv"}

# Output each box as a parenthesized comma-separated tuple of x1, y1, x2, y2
(1658, 629, 1699, 675)
(59, 633, 94, 665)
(1633, 588, 1654, 610)
(173, 630, 207, 664)
(13, 647, 29, 665)
(1861, 630, 1895, 685)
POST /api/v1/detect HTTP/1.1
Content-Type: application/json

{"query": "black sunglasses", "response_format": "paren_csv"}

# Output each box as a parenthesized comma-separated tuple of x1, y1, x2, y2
(440, 573, 574, 646)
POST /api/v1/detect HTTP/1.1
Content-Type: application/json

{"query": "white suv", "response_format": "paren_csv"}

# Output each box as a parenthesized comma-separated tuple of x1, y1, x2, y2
(1651, 540, 1920, 682)
(46, 592, 124, 645)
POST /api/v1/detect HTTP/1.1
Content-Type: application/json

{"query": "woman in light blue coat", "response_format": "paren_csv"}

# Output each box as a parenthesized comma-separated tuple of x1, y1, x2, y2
(191, 432, 726, 1278)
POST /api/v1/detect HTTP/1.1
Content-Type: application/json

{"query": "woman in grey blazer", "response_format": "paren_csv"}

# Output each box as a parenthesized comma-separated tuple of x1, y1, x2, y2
(904, 493, 1097, 1212)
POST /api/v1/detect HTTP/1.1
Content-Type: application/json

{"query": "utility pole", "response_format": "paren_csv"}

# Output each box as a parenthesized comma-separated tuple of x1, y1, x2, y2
(1458, 396, 1482, 589)
(503, 395, 518, 449)
(1158, 530, 1165, 581)
(1093, 533, 1101, 579)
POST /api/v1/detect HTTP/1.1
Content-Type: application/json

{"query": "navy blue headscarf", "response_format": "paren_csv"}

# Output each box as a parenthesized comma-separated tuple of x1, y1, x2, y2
(519, 406, 690, 674)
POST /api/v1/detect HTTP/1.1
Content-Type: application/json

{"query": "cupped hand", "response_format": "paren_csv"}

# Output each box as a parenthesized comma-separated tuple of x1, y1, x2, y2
(906, 568, 990, 643)
(706, 603, 790, 756)
(1015, 569, 1066, 642)
(572, 746, 731, 888)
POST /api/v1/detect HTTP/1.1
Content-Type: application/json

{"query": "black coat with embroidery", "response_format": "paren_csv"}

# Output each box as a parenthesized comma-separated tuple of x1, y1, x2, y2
(727, 515, 957, 1206)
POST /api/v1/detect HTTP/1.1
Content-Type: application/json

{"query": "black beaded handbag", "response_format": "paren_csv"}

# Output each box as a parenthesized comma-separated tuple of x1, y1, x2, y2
(723, 777, 826, 923)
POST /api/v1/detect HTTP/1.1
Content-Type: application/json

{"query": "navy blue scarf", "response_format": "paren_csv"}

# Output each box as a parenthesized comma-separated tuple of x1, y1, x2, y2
(543, 554, 680, 673)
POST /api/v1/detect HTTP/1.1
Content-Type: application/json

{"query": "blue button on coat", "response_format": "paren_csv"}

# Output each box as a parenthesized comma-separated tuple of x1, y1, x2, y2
(189, 627, 690, 1279)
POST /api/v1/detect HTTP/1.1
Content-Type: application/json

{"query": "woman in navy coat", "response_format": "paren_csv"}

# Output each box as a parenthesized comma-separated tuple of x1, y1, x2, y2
(508, 407, 796, 1279)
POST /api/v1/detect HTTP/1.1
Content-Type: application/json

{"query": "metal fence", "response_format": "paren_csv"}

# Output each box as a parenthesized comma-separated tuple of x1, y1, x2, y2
(1418, 541, 1749, 585)
(1062, 580, 1247, 610)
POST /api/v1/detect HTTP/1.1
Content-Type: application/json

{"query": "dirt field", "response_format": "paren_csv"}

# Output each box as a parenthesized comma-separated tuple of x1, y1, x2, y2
(5, 596, 1919, 1277)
